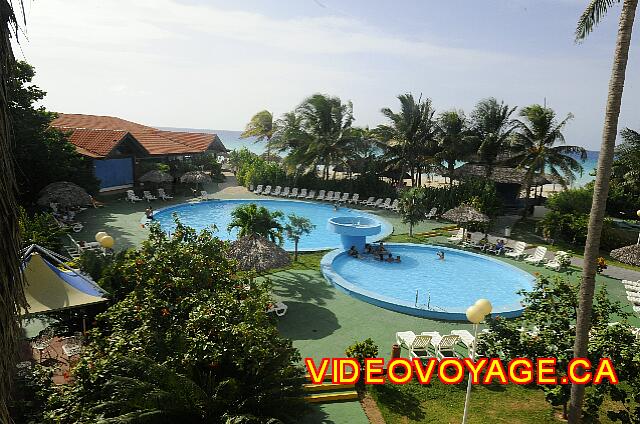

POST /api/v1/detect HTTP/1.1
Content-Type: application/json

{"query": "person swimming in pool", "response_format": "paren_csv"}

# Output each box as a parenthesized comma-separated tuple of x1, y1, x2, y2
(377, 242, 387, 253)
(385, 253, 394, 263)
(437, 251, 445, 260)
(364, 243, 373, 254)
(348, 246, 359, 258)
(395, 255, 401, 263)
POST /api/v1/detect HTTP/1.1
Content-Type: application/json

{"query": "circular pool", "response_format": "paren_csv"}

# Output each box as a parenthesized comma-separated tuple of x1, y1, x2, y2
(321, 243, 535, 320)
(152, 199, 392, 251)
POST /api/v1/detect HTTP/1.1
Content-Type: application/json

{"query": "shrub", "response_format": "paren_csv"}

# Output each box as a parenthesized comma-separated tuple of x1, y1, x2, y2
(19, 207, 67, 253)
(546, 187, 593, 214)
(345, 338, 379, 370)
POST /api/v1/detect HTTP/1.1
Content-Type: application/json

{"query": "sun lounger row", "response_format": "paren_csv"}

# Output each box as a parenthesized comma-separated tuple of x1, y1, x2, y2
(623, 280, 640, 313)
(126, 188, 174, 202)
(250, 184, 401, 211)
(396, 329, 478, 360)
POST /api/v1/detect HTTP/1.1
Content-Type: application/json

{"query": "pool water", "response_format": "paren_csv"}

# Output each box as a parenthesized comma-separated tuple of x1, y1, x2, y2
(153, 199, 392, 251)
(325, 244, 534, 318)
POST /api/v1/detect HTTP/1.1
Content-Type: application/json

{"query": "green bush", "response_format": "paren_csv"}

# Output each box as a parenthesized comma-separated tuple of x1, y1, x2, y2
(546, 187, 593, 214)
(19, 207, 67, 253)
(345, 338, 379, 370)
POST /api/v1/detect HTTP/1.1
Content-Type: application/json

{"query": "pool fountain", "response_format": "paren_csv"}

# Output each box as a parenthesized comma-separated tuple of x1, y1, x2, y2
(327, 216, 382, 252)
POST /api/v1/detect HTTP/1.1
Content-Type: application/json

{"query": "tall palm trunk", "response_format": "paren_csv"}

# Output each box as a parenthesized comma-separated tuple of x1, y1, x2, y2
(0, 2, 24, 422)
(569, 1, 638, 421)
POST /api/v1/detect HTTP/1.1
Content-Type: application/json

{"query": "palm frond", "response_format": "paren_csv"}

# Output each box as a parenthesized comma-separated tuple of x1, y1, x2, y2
(576, 0, 620, 41)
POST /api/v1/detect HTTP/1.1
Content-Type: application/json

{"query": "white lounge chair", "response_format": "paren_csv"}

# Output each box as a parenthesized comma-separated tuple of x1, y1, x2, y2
(325, 191, 334, 201)
(315, 190, 326, 200)
(385, 199, 399, 210)
(249, 184, 254, 192)
(379, 198, 391, 209)
(367, 198, 383, 207)
(448, 228, 464, 243)
(253, 185, 263, 194)
(332, 192, 341, 202)
(545, 251, 570, 271)
(267, 301, 288, 317)
(306, 190, 316, 199)
(360, 196, 375, 205)
(200, 190, 209, 199)
(422, 331, 460, 359)
(262, 185, 272, 196)
(297, 188, 308, 199)
(157, 188, 173, 201)
(288, 188, 299, 198)
(505, 241, 527, 260)
(396, 331, 433, 360)
(126, 190, 142, 203)
(451, 330, 476, 355)
(524, 246, 548, 265)
(425, 207, 438, 219)
(281, 187, 290, 197)
(61, 336, 83, 357)
(143, 190, 157, 202)
(348, 194, 360, 204)
(339, 193, 349, 203)
(272, 186, 282, 196)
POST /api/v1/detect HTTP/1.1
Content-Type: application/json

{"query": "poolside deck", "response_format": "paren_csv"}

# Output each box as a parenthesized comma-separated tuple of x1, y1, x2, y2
(75, 176, 640, 423)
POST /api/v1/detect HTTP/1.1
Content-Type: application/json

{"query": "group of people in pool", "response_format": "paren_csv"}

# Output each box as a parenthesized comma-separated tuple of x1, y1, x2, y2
(348, 242, 401, 263)
(348, 241, 447, 262)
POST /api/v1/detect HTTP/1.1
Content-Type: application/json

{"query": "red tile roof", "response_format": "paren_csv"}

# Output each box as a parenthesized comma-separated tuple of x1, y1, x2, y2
(51, 114, 225, 157)
(55, 127, 131, 158)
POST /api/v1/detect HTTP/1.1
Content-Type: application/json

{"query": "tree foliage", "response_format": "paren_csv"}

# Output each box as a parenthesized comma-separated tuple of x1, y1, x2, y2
(228, 203, 284, 244)
(479, 275, 639, 421)
(283, 214, 315, 260)
(10, 61, 98, 204)
(398, 187, 427, 236)
(18, 206, 67, 252)
(44, 221, 305, 423)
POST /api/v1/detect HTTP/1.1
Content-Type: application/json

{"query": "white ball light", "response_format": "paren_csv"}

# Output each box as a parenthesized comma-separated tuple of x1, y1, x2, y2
(466, 305, 485, 324)
(95, 231, 108, 242)
(475, 299, 493, 316)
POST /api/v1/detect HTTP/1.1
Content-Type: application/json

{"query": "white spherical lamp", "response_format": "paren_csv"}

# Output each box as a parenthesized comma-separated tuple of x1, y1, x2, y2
(637, 209, 640, 218)
(99, 235, 114, 249)
(466, 305, 485, 324)
(474, 299, 493, 316)
(95, 231, 108, 242)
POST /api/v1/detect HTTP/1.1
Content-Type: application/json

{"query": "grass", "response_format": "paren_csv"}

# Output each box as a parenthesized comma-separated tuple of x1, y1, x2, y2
(369, 380, 618, 424)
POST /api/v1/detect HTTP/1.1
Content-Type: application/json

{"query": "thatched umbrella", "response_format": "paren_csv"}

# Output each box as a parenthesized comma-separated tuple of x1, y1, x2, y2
(610, 245, 640, 267)
(37, 182, 92, 208)
(442, 204, 490, 237)
(180, 170, 212, 192)
(139, 170, 173, 183)
(228, 235, 291, 272)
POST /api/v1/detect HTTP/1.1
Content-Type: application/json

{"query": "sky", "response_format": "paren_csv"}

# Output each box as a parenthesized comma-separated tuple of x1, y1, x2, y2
(15, 0, 640, 150)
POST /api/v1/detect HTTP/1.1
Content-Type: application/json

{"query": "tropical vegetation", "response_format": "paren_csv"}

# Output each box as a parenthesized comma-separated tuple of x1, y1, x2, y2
(570, 1, 638, 420)
(39, 221, 306, 423)
(228, 203, 284, 244)
(284, 214, 315, 260)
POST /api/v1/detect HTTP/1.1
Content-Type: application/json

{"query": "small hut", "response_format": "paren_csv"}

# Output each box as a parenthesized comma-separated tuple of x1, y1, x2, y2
(37, 182, 92, 208)
(610, 245, 640, 267)
(228, 235, 291, 272)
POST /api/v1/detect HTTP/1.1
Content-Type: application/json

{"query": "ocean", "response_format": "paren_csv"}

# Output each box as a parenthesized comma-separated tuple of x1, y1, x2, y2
(160, 127, 599, 187)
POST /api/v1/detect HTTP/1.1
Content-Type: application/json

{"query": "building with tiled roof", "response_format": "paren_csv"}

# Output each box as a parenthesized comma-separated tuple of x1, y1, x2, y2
(50, 113, 227, 191)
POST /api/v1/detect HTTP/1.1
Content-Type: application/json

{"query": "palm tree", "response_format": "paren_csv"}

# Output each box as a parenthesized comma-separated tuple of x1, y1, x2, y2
(469, 98, 518, 176)
(375, 94, 439, 187)
(274, 94, 364, 180)
(436, 110, 472, 186)
(570, 0, 638, 422)
(398, 187, 427, 237)
(283, 214, 315, 261)
(509, 104, 587, 216)
(228, 203, 284, 244)
(611, 127, 640, 193)
(241, 110, 277, 160)
(0, 2, 26, 423)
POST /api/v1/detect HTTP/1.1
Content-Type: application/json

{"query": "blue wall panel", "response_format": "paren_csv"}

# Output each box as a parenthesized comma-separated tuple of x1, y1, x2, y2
(94, 158, 133, 189)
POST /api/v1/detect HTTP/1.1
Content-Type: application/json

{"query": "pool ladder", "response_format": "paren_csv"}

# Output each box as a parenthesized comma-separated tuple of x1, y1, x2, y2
(414, 289, 446, 312)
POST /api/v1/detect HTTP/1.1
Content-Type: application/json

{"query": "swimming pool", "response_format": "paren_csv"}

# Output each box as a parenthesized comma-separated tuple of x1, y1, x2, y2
(153, 199, 393, 251)
(321, 243, 535, 320)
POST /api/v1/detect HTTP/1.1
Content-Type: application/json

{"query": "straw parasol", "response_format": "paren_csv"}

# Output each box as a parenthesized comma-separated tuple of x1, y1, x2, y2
(442, 204, 490, 224)
(37, 182, 92, 208)
(610, 245, 640, 267)
(139, 170, 173, 183)
(228, 235, 291, 272)
(180, 171, 212, 185)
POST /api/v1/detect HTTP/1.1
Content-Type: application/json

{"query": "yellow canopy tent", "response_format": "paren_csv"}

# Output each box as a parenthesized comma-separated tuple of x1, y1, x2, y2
(21, 247, 107, 315)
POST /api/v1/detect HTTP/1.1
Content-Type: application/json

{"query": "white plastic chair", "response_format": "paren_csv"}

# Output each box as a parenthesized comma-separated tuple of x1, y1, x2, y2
(157, 188, 173, 201)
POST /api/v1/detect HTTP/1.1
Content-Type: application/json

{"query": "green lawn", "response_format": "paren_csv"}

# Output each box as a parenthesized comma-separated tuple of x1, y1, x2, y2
(370, 381, 569, 424)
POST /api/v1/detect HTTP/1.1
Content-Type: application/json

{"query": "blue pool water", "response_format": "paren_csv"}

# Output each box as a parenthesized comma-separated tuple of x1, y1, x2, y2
(323, 243, 534, 319)
(153, 199, 392, 251)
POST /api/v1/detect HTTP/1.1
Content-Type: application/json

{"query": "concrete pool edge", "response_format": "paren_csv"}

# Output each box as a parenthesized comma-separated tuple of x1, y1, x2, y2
(320, 243, 535, 321)
(146, 198, 394, 252)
